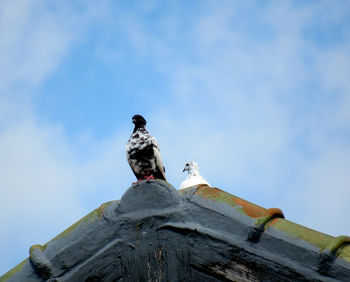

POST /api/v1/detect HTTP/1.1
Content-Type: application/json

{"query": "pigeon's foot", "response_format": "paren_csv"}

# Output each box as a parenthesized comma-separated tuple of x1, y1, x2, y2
(132, 175, 156, 184)
(144, 175, 156, 182)
(132, 178, 144, 185)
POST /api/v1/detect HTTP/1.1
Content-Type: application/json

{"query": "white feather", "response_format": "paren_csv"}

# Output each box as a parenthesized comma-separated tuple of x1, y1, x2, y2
(180, 161, 210, 189)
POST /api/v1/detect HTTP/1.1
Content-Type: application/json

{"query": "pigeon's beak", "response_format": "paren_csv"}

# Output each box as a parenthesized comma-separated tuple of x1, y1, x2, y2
(183, 168, 185, 172)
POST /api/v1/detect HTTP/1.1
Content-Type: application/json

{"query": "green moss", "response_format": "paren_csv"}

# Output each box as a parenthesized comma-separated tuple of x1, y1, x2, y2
(51, 200, 117, 242)
(0, 258, 27, 282)
(338, 245, 350, 263)
(52, 201, 111, 241)
(195, 186, 267, 218)
(97, 200, 114, 219)
(196, 186, 239, 207)
(194, 185, 349, 263)
(29, 244, 47, 257)
(255, 215, 272, 226)
(1, 200, 119, 281)
(51, 209, 99, 241)
(271, 219, 333, 250)
(324, 236, 350, 252)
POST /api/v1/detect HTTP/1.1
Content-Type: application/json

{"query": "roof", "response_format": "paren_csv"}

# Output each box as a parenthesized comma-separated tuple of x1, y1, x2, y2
(1, 181, 350, 281)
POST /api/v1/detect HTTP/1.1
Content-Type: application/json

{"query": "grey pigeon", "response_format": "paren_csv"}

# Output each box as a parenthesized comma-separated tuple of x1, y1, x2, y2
(126, 114, 167, 182)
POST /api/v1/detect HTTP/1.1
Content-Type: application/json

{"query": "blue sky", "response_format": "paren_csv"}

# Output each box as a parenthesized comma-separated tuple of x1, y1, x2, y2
(1, 0, 350, 275)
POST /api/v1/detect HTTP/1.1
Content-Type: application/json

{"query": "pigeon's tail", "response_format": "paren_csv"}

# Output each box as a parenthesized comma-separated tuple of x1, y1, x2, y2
(153, 167, 167, 181)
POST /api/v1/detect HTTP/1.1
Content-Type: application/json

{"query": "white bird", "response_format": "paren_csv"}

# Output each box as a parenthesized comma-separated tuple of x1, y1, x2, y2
(126, 114, 167, 182)
(180, 161, 210, 189)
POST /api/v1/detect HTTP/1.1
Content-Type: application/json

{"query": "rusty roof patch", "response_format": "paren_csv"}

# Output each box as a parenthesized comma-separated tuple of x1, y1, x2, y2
(194, 186, 267, 218)
(193, 185, 350, 265)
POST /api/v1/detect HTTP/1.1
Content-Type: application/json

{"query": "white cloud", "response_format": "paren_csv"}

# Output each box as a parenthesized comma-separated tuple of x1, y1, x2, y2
(0, 0, 69, 91)
(0, 0, 125, 274)
(0, 117, 131, 274)
(296, 148, 350, 236)
(0, 0, 110, 92)
(1, 0, 350, 275)
(134, 1, 350, 237)
(0, 110, 131, 274)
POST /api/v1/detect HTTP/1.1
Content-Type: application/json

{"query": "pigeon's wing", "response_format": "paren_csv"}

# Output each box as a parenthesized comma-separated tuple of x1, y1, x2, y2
(151, 136, 167, 181)
(126, 144, 133, 167)
(198, 175, 210, 186)
(126, 142, 143, 179)
(126, 143, 137, 177)
(180, 179, 190, 190)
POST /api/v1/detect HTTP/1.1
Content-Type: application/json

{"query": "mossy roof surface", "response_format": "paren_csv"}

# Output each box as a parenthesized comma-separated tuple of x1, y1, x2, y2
(2, 182, 349, 280)
(193, 185, 350, 263)
(0, 259, 27, 282)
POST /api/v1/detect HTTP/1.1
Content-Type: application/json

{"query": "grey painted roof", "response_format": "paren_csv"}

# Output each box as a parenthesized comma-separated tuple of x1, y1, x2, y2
(1, 180, 350, 281)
